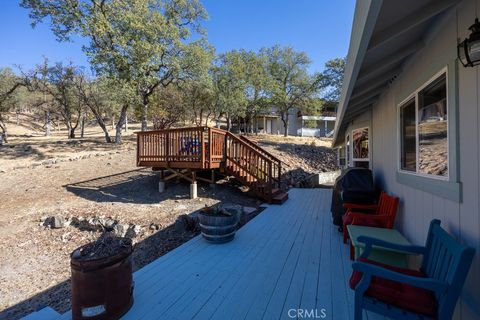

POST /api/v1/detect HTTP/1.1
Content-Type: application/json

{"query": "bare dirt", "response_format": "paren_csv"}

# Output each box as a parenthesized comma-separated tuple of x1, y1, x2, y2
(0, 119, 337, 320)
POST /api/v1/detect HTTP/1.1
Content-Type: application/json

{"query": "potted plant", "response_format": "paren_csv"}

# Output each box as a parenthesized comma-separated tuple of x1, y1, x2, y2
(198, 204, 239, 243)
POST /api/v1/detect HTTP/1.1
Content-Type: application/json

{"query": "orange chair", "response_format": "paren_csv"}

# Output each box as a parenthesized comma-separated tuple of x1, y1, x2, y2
(342, 192, 399, 244)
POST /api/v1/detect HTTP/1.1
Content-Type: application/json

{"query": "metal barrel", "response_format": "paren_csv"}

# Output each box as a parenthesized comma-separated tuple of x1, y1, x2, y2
(70, 238, 134, 320)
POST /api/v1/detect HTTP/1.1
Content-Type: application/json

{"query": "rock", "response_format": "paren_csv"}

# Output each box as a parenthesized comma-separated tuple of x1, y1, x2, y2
(149, 223, 160, 231)
(103, 218, 117, 230)
(44, 215, 67, 229)
(113, 224, 129, 237)
(175, 215, 198, 233)
(42, 159, 55, 166)
(175, 216, 187, 233)
(125, 225, 142, 238)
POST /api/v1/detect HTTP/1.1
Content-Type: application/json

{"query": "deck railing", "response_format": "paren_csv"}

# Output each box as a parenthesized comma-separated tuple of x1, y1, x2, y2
(239, 135, 282, 183)
(137, 126, 208, 168)
(225, 132, 281, 201)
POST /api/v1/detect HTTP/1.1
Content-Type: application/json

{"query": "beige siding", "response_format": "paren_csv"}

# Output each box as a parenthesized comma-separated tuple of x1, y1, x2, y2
(354, 0, 480, 318)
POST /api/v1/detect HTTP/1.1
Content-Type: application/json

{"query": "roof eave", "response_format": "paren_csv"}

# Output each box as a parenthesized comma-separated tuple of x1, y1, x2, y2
(332, 0, 383, 148)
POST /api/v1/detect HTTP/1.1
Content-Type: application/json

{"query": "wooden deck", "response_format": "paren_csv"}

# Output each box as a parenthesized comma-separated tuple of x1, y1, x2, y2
(136, 127, 286, 203)
(46, 188, 385, 320)
(124, 188, 380, 320)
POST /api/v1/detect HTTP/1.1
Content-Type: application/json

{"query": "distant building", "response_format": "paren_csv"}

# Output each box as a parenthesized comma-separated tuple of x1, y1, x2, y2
(254, 105, 336, 137)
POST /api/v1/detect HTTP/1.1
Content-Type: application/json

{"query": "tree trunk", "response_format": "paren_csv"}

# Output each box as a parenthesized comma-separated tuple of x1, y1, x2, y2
(0, 116, 8, 144)
(281, 112, 288, 137)
(99, 119, 112, 143)
(45, 111, 51, 137)
(80, 113, 86, 138)
(100, 121, 112, 143)
(115, 105, 129, 144)
(69, 126, 76, 139)
(87, 105, 112, 143)
(141, 95, 148, 131)
(226, 116, 231, 132)
(205, 111, 212, 126)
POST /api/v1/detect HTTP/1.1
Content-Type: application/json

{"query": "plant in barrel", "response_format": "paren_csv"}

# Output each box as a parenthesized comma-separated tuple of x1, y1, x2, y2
(199, 204, 239, 243)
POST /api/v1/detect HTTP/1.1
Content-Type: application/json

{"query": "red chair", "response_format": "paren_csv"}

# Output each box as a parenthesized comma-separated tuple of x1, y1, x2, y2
(342, 192, 399, 244)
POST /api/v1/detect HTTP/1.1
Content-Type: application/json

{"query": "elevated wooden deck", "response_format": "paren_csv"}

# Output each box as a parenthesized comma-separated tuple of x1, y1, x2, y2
(136, 127, 287, 204)
(29, 189, 386, 320)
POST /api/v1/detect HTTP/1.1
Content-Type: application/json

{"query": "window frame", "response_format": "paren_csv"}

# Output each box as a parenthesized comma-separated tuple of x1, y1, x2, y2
(397, 67, 449, 181)
(345, 133, 351, 167)
(337, 147, 346, 167)
(352, 126, 370, 163)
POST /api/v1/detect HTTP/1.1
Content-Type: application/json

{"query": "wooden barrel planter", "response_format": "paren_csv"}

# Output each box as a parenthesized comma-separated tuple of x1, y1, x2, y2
(199, 208, 239, 243)
(70, 237, 134, 320)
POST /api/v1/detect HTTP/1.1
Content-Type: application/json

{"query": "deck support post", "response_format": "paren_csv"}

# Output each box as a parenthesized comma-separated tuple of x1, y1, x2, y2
(190, 181, 197, 199)
(158, 179, 165, 193)
(209, 170, 216, 190)
(158, 170, 166, 193)
(190, 171, 197, 199)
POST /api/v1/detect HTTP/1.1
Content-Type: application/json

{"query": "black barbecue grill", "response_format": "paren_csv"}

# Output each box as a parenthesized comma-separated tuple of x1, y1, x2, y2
(331, 167, 377, 230)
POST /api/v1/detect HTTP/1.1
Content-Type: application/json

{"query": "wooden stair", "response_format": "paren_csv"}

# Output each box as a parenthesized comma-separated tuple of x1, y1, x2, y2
(223, 132, 287, 204)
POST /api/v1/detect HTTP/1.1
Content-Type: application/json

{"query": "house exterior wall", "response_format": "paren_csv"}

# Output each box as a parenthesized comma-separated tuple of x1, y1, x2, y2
(256, 107, 336, 136)
(343, 1, 480, 318)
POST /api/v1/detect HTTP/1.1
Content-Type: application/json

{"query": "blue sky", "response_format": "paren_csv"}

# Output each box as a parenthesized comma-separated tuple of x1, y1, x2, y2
(0, 0, 355, 73)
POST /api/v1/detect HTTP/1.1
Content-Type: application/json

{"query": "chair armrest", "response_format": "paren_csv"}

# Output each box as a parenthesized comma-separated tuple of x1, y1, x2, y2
(357, 236, 427, 258)
(352, 261, 448, 295)
(343, 203, 378, 211)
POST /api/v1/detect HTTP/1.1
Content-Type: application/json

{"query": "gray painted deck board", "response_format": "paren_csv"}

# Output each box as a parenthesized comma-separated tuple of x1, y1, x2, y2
(126, 188, 359, 320)
(56, 188, 373, 320)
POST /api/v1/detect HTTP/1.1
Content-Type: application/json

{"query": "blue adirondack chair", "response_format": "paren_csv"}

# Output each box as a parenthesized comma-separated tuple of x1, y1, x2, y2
(351, 219, 475, 320)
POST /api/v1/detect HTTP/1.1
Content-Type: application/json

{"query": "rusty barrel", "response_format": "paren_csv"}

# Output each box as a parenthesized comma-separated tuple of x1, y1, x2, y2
(70, 238, 134, 320)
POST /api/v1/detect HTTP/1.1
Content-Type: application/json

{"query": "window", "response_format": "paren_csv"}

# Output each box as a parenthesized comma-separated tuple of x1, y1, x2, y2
(346, 134, 351, 166)
(352, 127, 369, 160)
(400, 98, 416, 171)
(398, 71, 448, 178)
(338, 147, 346, 167)
(352, 127, 369, 167)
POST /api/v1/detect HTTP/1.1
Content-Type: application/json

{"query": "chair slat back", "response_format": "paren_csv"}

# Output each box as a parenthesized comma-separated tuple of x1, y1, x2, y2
(421, 220, 475, 318)
(376, 192, 399, 228)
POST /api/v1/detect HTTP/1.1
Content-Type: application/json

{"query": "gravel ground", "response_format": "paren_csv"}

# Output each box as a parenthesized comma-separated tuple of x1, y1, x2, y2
(249, 135, 338, 187)
(0, 148, 259, 320)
